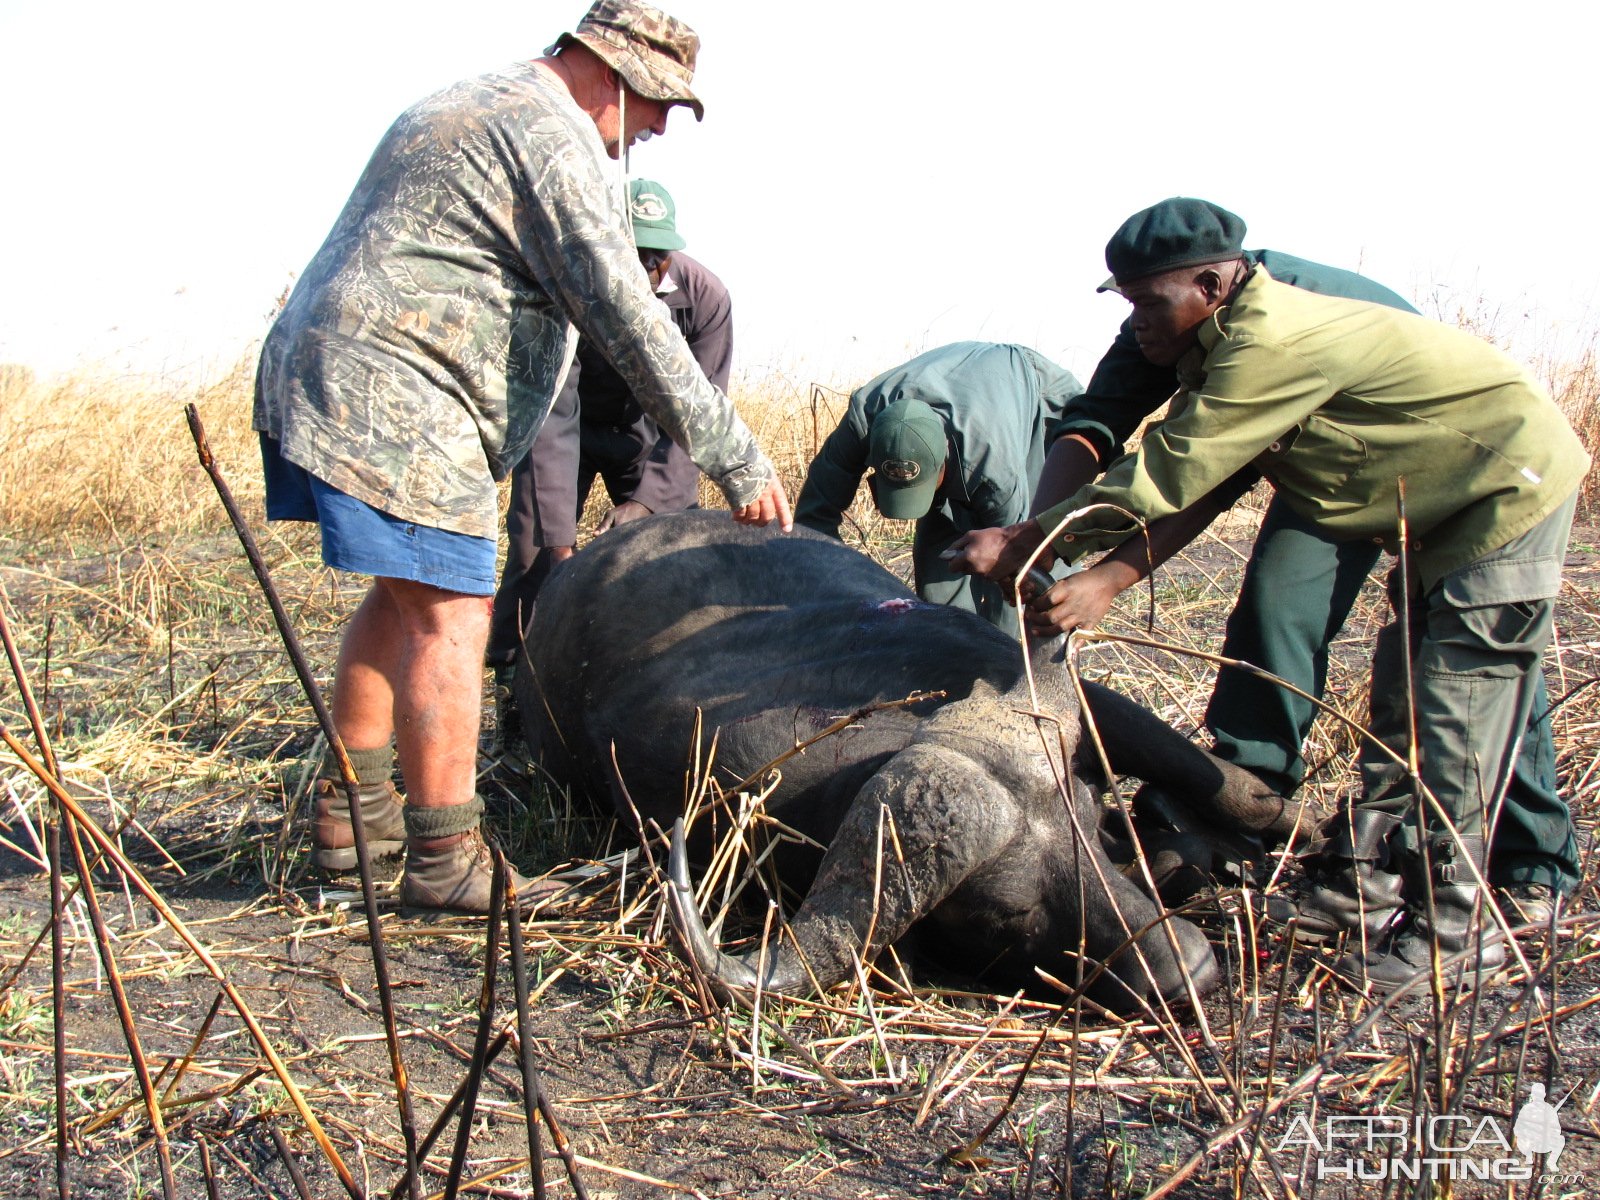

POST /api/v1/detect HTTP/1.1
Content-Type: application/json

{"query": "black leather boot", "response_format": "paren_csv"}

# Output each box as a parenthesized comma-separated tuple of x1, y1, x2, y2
(1335, 836, 1505, 993)
(1267, 809, 1406, 942)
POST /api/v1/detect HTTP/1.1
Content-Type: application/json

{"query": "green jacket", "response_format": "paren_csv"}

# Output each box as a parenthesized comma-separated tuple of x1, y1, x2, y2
(796, 342, 1083, 537)
(1039, 268, 1590, 588)
(1059, 249, 1417, 464)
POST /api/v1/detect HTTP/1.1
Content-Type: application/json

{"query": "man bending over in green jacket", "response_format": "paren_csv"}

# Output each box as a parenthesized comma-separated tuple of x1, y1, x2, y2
(947, 197, 1590, 992)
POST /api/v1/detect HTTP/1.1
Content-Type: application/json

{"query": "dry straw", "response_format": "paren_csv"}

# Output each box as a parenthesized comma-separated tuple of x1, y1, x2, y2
(0, 319, 1596, 1197)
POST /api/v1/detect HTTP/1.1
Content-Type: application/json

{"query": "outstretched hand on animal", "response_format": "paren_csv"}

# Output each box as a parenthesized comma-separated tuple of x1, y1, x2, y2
(733, 474, 793, 531)
(944, 520, 1053, 589)
(1023, 565, 1124, 636)
(596, 499, 653, 533)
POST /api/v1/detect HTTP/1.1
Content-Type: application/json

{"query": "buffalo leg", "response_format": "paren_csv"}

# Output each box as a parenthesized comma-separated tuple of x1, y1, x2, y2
(1080, 680, 1301, 840)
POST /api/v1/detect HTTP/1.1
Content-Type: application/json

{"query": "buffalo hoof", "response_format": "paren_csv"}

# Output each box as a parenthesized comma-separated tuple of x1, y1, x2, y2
(1143, 830, 1215, 906)
(1133, 784, 1265, 886)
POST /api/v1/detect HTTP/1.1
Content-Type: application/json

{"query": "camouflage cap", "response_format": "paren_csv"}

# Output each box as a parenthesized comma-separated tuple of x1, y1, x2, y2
(867, 398, 948, 521)
(629, 178, 687, 251)
(548, 0, 705, 121)
(1098, 197, 1247, 292)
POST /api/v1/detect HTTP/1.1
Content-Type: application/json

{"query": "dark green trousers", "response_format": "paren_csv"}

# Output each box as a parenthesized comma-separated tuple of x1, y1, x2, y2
(1206, 495, 1577, 891)
(1205, 498, 1379, 794)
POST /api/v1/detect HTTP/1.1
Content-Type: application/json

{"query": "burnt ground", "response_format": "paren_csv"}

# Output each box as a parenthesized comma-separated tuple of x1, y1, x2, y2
(1, 516, 1599, 1199)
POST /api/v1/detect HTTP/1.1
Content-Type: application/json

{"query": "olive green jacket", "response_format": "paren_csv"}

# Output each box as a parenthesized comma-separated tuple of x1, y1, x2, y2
(1039, 268, 1590, 588)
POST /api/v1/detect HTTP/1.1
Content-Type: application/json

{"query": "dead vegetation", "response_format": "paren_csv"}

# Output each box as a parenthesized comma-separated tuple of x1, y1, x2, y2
(0, 348, 1597, 1199)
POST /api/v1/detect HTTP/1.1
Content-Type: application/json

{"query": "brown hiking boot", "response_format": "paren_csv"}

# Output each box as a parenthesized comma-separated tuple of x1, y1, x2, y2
(400, 827, 566, 915)
(311, 778, 406, 872)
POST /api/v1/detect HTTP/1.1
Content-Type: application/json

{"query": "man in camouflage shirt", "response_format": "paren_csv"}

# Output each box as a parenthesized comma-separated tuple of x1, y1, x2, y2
(253, 0, 790, 914)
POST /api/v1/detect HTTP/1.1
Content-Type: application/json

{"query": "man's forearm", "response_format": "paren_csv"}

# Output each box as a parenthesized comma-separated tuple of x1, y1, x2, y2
(1093, 483, 1236, 581)
(1021, 484, 1241, 637)
(1030, 434, 1103, 518)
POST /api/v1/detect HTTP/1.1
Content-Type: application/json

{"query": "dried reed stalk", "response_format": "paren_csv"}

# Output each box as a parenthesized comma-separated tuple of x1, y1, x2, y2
(0, 725, 363, 1199)
(186, 401, 423, 1197)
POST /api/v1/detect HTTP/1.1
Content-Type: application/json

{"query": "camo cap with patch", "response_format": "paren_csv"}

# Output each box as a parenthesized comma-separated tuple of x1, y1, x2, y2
(548, 0, 705, 121)
(868, 397, 948, 521)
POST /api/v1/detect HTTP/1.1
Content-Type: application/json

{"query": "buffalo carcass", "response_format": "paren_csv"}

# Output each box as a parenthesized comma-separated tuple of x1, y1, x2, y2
(516, 512, 1294, 1013)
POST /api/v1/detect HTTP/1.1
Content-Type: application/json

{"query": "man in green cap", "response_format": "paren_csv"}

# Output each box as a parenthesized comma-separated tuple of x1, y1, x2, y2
(947, 197, 1589, 990)
(795, 342, 1082, 634)
(254, 1, 790, 914)
(488, 178, 733, 684)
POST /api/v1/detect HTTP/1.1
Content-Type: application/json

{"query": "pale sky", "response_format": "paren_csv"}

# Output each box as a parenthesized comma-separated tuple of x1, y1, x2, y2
(1, 1, 1595, 389)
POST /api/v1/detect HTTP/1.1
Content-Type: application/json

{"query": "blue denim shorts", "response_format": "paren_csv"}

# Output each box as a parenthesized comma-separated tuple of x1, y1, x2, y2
(260, 434, 497, 596)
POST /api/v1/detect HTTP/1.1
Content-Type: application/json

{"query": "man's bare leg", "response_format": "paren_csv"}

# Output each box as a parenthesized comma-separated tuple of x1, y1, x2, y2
(346, 578, 489, 809)
(331, 583, 403, 752)
(311, 583, 409, 869)
(330, 577, 559, 911)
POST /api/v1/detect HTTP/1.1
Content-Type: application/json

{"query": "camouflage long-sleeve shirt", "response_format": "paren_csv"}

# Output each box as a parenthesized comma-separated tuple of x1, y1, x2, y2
(252, 61, 771, 539)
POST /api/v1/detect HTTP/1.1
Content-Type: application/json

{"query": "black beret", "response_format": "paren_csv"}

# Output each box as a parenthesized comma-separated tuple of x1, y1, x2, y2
(1100, 198, 1247, 290)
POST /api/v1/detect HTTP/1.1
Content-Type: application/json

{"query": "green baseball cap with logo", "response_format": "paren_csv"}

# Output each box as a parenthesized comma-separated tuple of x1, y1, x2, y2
(868, 398, 948, 520)
(547, 0, 705, 121)
(628, 179, 686, 251)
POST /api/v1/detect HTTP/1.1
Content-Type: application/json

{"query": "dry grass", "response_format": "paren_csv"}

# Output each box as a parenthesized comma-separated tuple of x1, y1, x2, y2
(0, 357, 264, 550)
(3, 319, 1591, 555)
(1547, 342, 1600, 514)
(0, 325, 1596, 1198)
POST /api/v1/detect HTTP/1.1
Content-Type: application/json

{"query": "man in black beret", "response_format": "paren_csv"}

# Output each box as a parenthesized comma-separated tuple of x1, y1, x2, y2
(947, 197, 1589, 991)
(1024, 200, 1418, 813)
